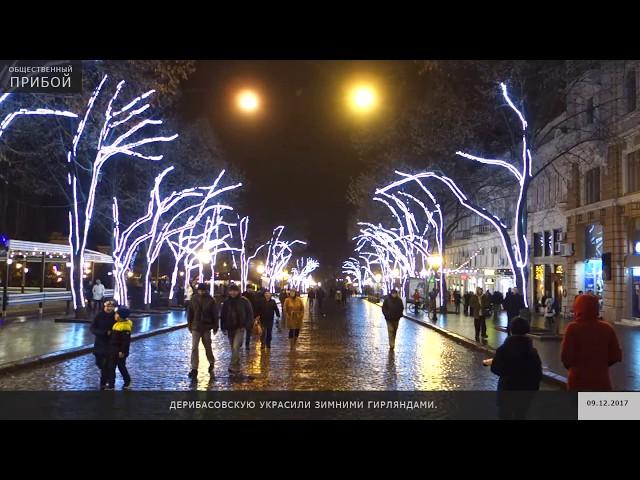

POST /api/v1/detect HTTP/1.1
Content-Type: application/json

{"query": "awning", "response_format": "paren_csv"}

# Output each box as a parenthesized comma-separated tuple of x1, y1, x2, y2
(625, 255, 640, 267)
(4, 239, 113, 264)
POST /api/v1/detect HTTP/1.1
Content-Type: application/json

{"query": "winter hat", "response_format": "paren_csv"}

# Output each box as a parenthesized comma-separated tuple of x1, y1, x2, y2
(197, 283, 207, 291)
(116, 307, 131, 319)
(510, 317, 530, 335)
(228, 284, 240, 292)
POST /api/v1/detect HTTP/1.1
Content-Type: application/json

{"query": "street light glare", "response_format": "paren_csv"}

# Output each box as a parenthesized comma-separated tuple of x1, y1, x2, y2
(237, 90, 259, 112)
(350, 84, 377, 112)
(197, 249, 211, 264)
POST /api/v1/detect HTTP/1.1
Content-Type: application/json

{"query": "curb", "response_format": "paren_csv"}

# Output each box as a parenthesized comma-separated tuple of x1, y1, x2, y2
(0, 322, 187, 376)
(368, 300, 568, 387)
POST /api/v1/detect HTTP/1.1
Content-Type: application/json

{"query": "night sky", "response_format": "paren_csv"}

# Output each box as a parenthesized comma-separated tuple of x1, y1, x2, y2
(181, 60, 404, 277)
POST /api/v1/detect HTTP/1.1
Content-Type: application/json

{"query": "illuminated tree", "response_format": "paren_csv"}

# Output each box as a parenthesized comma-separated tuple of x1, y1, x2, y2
(388, 83, 533, 305)
(238, 216, 266, 292)
(66, 75, 178, 315)
(263, 226, 306, 292)
(290, 257, 320, 291)
(113, 167, 241, 307)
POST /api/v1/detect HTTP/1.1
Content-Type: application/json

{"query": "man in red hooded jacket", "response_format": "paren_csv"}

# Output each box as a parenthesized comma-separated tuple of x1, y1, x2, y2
(561, 294, 622, 391)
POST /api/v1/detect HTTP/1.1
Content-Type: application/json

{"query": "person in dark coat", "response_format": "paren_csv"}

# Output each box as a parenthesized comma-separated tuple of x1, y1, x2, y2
(187, 283, 219, 378)
(485, 317, 543, 419)
(106, 306, 133, 390)
(561, 294, 622, 391)
(220, 284, 254, 374)
(382, 289, 404, 349)
(488, 317, 542, 390)
(259, 291, 280, 350)
(503, 287, 525, 336)
(90, 299, 116, 389)
(491, 290, 504, 321)
(470, 287, 490, 341)
(453, 290, 461, 314)
(316, 286, 326, 316)
(463, 291, 471, 316)
(243, 287, 264, 350)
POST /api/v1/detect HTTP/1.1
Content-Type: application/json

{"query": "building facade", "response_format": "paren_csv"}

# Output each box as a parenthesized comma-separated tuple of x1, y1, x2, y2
(445, 61, 640, 323)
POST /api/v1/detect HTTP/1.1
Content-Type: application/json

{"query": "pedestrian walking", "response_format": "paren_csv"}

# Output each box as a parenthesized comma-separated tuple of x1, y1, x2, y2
(279, 288, 288, 325)
(463, 290, 471, 316)
(242, 285, 263, 351)
(503, 287, 525, 336)
(308, 287, 316, 311)
(92, 279, 106, 313)
(187, 283, 219, 378)
(412, 288, 422, 314)
(544, 296, 556, 334)
(335, 288, 343, 304)
(382, 289, 404, 350)
(184, 281, 194, 310)
(470, 287, 490, 341)
(316, 286, 326, 316)
(90, 299, 116, 390)
(453, 290, 461, 314)
(491, 290, 503, 321)
(284, 288, 305, 349)
(220, 284, 254, 375)
(429, 288, 438, 321)
(106, 306, 133, 390)
(484, 316, 543, 419)
(259, 291, 280, 350)
(561, 294, 622, 391)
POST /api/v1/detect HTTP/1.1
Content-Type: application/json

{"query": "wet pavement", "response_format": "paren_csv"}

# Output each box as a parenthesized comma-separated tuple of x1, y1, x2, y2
(0, 310, 186, 367)
(402, 304, 640, 390)
(0, 298, 552, 391)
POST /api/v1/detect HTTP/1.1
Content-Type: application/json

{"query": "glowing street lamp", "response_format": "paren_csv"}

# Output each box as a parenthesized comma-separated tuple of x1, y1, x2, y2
(374, 273, 382, 283)
(427, 254, 443, 270)
(197, 249, 211, 264)
(256, 264, 265, 275)
(237, 89, 260, 113)
(349, 84, 377, 113)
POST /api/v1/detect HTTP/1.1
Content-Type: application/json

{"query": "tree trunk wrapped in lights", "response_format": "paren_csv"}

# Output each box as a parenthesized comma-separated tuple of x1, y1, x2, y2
(387, 83, 532, 306)
(238, 216, 267, 292)
(66, 75, 178, 316)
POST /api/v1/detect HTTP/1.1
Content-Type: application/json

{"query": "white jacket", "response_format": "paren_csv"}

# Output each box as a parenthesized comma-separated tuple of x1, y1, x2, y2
(92, 283, 105, 300)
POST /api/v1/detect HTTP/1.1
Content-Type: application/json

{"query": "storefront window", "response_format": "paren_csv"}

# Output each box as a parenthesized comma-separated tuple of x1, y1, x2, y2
(533, 233, 543, 257)
(544, 231, 552, 257)
(554, 229, 563, 255)
(534, 264, 544, 306)
(585, 223, 603, 259)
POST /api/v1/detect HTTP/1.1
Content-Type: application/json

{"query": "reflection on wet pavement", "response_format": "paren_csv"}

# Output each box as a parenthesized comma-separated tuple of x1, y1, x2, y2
(0, 298, 529, 391)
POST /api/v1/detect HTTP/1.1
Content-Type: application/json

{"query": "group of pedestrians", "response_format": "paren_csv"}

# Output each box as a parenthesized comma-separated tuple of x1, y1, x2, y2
(304, 285, 327, 315)
(187, 283, 307, 379)
(91, 282, 310, 388)
(381, 287, 623, 406)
